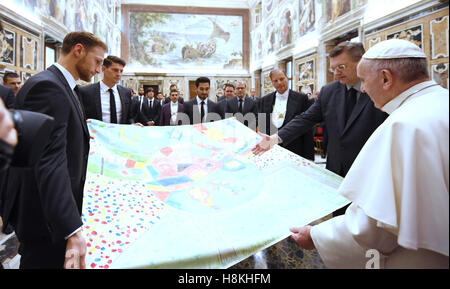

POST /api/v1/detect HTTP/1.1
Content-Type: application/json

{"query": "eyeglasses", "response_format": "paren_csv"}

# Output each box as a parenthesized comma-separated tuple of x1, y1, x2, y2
(329, 64, 347, 73)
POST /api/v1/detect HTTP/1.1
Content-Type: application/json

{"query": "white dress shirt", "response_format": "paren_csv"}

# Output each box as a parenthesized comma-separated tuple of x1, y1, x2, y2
(100, 81, 122, 123)
(272, 89, 289, 128)
(53, 63, 77, 97)
(170, 101, 179, 125)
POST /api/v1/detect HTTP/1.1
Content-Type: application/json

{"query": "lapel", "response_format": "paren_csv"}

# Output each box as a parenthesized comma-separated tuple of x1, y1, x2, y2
(230, 97, 238, 113)
(265, 91, 276, 113)
(191, 98, 198, 119)
(342, 91, 371, 135)
(284, 90, 297, 123)
(94, 82, 102, 120)
(336, 84, 347, 136)
(243, 96, 255, 114)
(206, 98, 214, 112)
(117, 85, 126, 123)
(174, 103, 183, 122)
(48, 65, 89, 137)
(242, 96, 249, 113)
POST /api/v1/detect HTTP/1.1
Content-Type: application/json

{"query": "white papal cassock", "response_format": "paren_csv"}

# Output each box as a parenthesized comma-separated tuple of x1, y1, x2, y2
(310, 80, 449, 268)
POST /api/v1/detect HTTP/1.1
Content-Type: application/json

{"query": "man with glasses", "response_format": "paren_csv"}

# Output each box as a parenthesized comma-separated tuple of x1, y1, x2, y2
(253, 42, 388, 216)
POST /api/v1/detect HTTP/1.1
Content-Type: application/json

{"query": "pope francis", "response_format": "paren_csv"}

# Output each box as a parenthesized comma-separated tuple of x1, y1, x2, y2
(289, 39, 449, 269)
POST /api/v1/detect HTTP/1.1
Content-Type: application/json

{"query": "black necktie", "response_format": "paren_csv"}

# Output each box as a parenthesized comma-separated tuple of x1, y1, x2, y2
(345, 87, 357, 124)
(200, 101, 205, 123)
(108, 88, 117, 123)
(238, 98, 243, 113)
(73, 85, 85, 117)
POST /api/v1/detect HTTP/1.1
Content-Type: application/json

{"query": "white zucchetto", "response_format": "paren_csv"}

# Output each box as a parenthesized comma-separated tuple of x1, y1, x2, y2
(363, 39, 426, 59)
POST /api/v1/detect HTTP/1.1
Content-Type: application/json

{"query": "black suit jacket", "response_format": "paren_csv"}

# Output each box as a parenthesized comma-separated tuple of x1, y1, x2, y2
(260, 89, 315, 161)
(183, 98, 220, 124)
(159, 102, 185, 126)
(278, 81, 388, 176)
(224, 96, 258, 129)
(0, 84, 15, 109)
(3, 64, 88, 244)
(136, 97, 161, 126)
(250, 96, 260, 112)
(216, 95, 226, 103)
(78, 82, 135, 124)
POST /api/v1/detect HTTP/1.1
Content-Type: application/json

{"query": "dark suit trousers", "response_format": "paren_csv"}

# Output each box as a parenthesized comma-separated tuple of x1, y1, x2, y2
(19, 240, 67, 269)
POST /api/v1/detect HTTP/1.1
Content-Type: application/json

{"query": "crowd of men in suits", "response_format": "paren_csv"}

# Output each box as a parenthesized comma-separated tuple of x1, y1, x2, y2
(71, 52, 321, 164)
(0, 31, 390, 268)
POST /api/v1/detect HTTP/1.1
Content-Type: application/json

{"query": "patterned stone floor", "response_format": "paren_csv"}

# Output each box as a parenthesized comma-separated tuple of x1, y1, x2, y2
(230, 237, 327, 269)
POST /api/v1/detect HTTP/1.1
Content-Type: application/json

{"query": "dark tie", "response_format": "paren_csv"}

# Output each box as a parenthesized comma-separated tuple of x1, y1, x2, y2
(200, 101, 205, 123)
(108, 88, 117, 123)
(73, 85, 85, 117)
(238, 98, 243, 113)
(345, 87, 357, 124)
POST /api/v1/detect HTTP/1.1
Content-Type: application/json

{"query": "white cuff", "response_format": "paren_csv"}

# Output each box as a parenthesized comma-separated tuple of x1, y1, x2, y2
(65, 226, 83, 240)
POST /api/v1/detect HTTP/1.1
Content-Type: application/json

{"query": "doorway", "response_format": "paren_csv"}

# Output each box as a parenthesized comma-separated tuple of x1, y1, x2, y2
(188, 81, 197, 100)
(143, 84, 159, 95)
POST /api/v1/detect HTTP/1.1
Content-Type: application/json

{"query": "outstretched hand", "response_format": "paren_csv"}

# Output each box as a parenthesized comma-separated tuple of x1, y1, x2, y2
(251, 132, 279, 155)
(290, 226, 315, 250)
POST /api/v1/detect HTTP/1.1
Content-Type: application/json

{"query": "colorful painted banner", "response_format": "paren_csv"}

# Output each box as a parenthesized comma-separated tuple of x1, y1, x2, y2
(82, 118, 349, 268)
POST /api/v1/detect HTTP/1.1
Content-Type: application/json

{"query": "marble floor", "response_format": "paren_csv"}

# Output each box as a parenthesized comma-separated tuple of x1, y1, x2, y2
(0, 154, 328, 269)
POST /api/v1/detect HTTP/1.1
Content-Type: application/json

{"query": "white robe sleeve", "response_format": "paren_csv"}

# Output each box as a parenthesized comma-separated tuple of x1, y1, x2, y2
(310, 203, 398, 268)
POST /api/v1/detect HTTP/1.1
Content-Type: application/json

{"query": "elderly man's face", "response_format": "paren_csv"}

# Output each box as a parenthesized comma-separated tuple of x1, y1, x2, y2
(330, 51, 360, 87)
(357, 59, 386, 109)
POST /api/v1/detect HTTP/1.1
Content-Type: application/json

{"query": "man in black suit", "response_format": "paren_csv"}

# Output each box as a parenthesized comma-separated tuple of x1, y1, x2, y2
(3, 72, 22, 96)
(249, 87, 260, 111)
(217, 82, 235, 119)
(258, 69, 315, 161)
(216, 82, 234, 103)
(156, 92, 165, 106)
(183, 77, 220, 124)
(136, 87, 161, 126)
(3, 31, 107, 268)
(224, 81, 258, 130)
(0, 84, 15, 109)
(253, 42, 388, 215)
(78, 55, 136, 124)
(160, 89, 186, 126)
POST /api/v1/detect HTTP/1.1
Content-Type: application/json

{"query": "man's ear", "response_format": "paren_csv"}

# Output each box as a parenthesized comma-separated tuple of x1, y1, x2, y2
(72, 43, 84, 58)
(380, 69, 394, 90)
